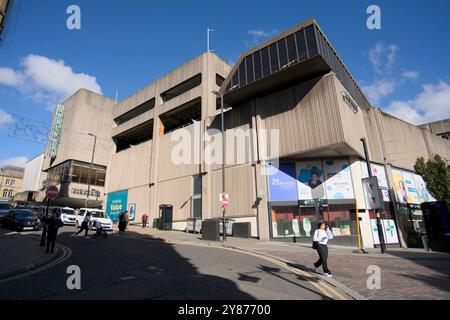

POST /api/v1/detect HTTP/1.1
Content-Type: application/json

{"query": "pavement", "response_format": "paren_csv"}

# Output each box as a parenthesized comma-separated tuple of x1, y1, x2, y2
(0, 228, 62, 280)
(125, 224, 450, 300)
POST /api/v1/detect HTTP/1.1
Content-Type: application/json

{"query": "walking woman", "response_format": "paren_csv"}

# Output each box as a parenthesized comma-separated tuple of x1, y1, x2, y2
(313, 222, 334, 277)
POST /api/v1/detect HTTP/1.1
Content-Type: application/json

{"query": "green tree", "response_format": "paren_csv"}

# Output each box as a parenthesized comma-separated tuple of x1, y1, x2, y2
(414, 155, 450, 204)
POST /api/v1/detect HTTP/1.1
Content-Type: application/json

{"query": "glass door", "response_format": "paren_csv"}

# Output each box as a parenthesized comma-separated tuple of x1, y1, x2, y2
(399, 204, 425, 247)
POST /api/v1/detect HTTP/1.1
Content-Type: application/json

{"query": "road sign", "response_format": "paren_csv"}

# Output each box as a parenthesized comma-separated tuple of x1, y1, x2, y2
(362, 177, 384, 210)
(46, 185, 59, 199)
(220, 193, 229, 208)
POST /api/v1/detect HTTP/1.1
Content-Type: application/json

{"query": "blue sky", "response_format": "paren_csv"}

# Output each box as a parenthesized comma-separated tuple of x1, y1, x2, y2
(0, 0, 449, 167)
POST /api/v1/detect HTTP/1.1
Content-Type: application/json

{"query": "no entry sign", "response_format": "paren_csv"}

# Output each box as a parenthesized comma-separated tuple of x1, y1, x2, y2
(46, 185, 59, 199)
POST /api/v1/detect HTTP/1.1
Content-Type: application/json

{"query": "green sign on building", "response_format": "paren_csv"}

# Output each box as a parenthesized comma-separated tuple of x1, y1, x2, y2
(49, 104, 65, 158)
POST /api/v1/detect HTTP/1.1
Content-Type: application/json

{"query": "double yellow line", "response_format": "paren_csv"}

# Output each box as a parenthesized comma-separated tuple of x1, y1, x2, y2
(0, 245, 72, 284)
(166, 238, 347, 300)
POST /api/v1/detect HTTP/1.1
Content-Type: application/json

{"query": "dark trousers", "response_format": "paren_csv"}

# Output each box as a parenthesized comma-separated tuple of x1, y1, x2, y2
(46, 231, 57, 253)
(314, 244, 330, 274)
(76, 222, 89, 237)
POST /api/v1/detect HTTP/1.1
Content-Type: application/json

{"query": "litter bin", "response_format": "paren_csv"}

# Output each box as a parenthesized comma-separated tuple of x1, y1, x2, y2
(219, 218, 234, 236)
(158, 204, 173, 230)
(152, 218, 160, 229)
(186, 218, 196, 233)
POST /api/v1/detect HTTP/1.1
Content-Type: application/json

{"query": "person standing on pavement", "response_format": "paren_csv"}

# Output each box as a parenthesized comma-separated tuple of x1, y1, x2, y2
(74, 212, 91, 238)
(142, 212, 148, 228)
(125, 210, 130, 229)
(46, 209, 64, 254)
(313, 222, 334, 277)
(118, 211, 126, 233)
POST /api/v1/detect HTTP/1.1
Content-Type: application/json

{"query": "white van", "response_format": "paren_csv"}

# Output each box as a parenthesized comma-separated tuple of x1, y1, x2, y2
(76, 208, 113, 231)
(55, 207, 77, 225)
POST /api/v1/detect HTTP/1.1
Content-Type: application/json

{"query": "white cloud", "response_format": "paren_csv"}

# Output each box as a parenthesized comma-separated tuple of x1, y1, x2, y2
(0, 108, 14, 126)
(362, 79, 396, 105)
(384, 80, 450, 125)
(368, 42, 399, 74)
(0, 68, 24, 86)
(245, 29, 278, 47)
(0, 54, 102, 110)
(402, 70, 419, 80)
(0, 156, 29, 168)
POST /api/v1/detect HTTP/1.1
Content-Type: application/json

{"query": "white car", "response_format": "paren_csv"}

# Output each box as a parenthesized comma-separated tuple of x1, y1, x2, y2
(75, 208, 113, 231)
(55, 207, 77, 225)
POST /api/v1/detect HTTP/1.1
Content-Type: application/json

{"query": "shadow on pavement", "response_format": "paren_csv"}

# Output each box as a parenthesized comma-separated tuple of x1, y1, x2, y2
(387, 250, 450, 294)
(257, 265, 331, 300)
(0, 227, 256, 300)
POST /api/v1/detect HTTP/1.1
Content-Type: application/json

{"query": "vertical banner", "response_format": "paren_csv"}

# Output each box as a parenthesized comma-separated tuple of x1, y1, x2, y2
(392, 169, 408, 204)
(267, 163, 298, 201)
(323, 160, 354, 200)
(413, 174, 435, 203)
(128, 203, 136, 221)
(402, 171, 420, 204)
(296, 161, 325, 200)
(106, 190, 128, 222)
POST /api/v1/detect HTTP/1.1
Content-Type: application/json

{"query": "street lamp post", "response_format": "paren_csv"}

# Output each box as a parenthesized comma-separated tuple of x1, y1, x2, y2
(85, 133, 97, 208)
(212, 90, 226, 242)
(360, 137, 387, 254)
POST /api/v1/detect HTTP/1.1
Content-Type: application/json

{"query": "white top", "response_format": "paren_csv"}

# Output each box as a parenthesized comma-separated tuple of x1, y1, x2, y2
(92, 220, 102, 229)
(83, 215, 91, 223)
(313, 228, 334, 245)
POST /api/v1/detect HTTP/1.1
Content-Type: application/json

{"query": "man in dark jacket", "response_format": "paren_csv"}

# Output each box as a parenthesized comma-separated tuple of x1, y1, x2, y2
(46, 209, 64, 254)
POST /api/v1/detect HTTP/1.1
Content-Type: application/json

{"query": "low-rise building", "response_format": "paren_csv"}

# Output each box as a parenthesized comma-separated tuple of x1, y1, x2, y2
(0, 165, 24, 202)
(420, 118, 450, 141)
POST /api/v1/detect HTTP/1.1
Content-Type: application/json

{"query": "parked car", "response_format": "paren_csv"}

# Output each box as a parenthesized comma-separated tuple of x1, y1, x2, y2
(55, 207, 77, 225)
(75, 208, 113, 231)
(2, 209, 42, 232)
(0, 202, 12, 223)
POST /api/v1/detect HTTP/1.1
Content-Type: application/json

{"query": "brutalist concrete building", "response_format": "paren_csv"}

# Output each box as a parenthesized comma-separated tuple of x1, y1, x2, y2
(43, 19, 450, 248)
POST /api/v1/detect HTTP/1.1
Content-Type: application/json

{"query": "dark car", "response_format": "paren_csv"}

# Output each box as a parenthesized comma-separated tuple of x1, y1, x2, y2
(2, 209, 42, 232)
(0, 202, 12, 223)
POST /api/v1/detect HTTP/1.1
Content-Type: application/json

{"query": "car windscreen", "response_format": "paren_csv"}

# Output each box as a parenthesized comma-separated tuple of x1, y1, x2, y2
(0, 203, 12, 210)
(89, 211, 106, 218)
(61, 209, 75, 215)
(14, 210, 35, 218)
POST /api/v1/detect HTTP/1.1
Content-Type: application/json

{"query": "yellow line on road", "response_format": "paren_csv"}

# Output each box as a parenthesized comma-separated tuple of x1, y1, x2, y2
(0, 245, 72, 284)
(163, 239, 346, 300)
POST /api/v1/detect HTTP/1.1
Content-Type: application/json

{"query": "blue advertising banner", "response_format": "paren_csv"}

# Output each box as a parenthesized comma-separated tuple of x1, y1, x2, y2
(106, 190, 128, 222)
(268, 163, 298, 201)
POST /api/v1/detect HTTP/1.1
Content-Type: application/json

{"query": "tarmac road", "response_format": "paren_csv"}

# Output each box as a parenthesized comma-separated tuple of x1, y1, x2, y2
(0, 227, 348, 300)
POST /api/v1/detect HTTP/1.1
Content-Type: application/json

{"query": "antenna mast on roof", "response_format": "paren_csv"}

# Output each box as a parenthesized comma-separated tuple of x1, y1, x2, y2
(207, 27, 214, 52)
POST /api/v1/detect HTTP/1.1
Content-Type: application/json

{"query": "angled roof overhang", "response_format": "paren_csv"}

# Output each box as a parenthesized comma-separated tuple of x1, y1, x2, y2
(220, 18, 371, 110)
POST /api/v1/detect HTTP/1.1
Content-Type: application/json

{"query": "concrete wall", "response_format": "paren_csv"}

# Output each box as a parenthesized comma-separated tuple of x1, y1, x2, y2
(259, 73, 346, 158)
(22, 154, 45, 192)
(45, 89, 116, 169)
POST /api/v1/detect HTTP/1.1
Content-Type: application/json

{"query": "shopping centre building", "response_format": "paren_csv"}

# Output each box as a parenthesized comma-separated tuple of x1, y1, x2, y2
(41, 18, 450, 248)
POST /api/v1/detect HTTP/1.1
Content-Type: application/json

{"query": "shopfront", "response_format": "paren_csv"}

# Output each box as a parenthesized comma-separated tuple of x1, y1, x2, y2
(267, 159, 359, 246)
(391, 168, 435, 247)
